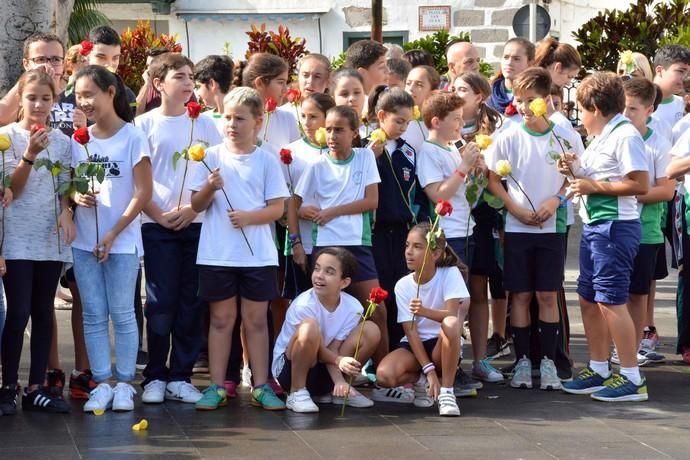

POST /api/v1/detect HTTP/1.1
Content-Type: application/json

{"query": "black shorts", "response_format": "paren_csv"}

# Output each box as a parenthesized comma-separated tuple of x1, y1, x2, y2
(630, 243, 661, 295)
(470, 225, 506, 299)
(504, 233, 565, 293)
(312, 245, 378, 282)
(274, 352, 333, 396)
(653, 243, 668, 280)
(282, 255, 312, 300)
(198, 265, 278, 302)
(397, 337, 439, 358)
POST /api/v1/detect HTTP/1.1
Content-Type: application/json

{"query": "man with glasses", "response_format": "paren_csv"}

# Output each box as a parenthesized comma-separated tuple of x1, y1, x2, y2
(445, 41, 482, 89)
(0, 32, 67, 126)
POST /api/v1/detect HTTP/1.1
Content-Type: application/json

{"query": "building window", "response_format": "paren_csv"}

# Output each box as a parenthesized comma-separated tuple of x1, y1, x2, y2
(342, 31, 409, 50)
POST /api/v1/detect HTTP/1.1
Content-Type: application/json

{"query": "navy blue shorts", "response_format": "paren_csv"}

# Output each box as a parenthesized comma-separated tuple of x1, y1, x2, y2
(198, 265, 278, 302)
(397, 337, 439, 358)
(470, 226, 506, 300)
(629, 243, 660, 295)
(312, 245, 378, 282)
(503, 233, 565, 292)
(447, 236, 474, 268)
(274, 352, 333, 396)
(577, 220, 641, 305)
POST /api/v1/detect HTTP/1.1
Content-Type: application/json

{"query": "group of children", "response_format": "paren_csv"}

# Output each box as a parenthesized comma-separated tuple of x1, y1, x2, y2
(0, 24, 689, 419)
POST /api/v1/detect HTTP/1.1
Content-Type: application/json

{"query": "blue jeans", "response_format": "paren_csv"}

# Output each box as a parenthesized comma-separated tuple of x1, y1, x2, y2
(72, 248, 140, 382)
(0, 283, 5, 353)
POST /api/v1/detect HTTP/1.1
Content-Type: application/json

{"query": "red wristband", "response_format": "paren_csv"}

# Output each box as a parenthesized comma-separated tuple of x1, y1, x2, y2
(455, 169, 466, 178)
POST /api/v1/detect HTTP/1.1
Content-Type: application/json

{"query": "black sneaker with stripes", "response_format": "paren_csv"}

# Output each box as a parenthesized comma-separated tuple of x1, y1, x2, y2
(22, 388, 70, 413)
(0, 385, 18, 415)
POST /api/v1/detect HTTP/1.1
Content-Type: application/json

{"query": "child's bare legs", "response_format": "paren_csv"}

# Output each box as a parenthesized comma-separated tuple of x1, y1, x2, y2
(376, 349, 421, 387)
(336, 320, 381, 369)
(645, 281, 656, 330)
(627, 293, 647, 343)
(348, 279, 389, 364)
(208, 297, 238, 385)
(469, 275, 489, 361)
(491, 298, 508, 338)
(241, 298, 270, 387)
(579, 296, 611, 362)
(439, 316, 461, 387)
(600, 303, 638, 368)
(285, 319, 320, 392)
(240, 324, 249, 369)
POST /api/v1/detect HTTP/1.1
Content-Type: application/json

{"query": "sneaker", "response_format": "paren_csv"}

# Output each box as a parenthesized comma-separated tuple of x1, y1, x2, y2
(611, 348, 652, 367)
(642, 327, 659, 350)
(557, 366, 573, 382)
(166, 381, 203, 403)
(610, 348, 620, 365)
(313, 393, 333, 404)
(562, 367, 612, 395)
(682, 347, 690, 364)
(22, 388, 70, 413)
(269, 380, 285, 397)
(437, 392, 460, 417)
(472, 360, 504, 383)
(0, 385, 18, 415)
(539, 358, 562, 391)
(83, 383, 114, 413)
(251, 383, 286, 410)
(591, 374, 648, 402)
(141, 379, 166, 404)
(136, 350, 148, 371)
(333, 388, 374, 408)
(486, 333, 511, 359)
(112, 382, 136, 411)
(286, 388, 319, 413)
(241, 366, 252, 387)
(362, 359, 377, 383)
(223, 380, 238, 398)
(454, 367, 483, 395)
(45, 369, 66, 397)
(510, 357, 533, 389)
(69, 370, 97, 400)
(195, 384, 227, 411)
(193, 354, 209, 373)
(413, 376, 434, 408)
(371, 385, 414, 404)
(501, 361, 517, 378)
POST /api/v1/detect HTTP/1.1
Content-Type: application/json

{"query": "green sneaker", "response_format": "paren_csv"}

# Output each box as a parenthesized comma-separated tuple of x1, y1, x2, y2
(195, 384, 227, 411)
(251, 383, 286, 411)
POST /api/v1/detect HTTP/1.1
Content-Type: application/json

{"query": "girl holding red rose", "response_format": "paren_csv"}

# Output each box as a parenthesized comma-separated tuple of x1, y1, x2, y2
(375, 223, 470, 417)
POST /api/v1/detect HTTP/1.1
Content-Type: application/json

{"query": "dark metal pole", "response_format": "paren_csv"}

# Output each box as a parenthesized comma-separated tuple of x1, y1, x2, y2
(372, 0, 382, 42)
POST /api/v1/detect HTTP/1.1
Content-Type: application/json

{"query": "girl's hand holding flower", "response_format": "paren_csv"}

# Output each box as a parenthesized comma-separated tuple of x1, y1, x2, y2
(73, 190, 97, 208)
(27, 125, 49, 158)
(1, 187, 13, 208)
(207, 167, 224, 190)
(336, 355, 361, 376)
(409, 298, 424, 317)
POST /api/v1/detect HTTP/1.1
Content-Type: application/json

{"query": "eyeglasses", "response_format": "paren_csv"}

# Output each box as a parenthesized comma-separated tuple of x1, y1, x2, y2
(28, 56, 64, 66)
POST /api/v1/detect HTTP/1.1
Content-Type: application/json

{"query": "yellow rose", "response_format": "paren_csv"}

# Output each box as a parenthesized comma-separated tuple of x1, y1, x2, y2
(413, 105, 421, 120)
(370, 128, 387, 144)
(620, 50, 634, 66)
(314, 127, 328, 146)
(529, 98, 547, 118)
(474, 134, 493, 150)
(495, 160, 512, 177)
(188, 144, 206, 162)
(0, 134, 10, 152)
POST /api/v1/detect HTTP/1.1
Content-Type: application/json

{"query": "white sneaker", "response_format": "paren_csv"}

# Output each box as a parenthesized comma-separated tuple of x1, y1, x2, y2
(166, 381, 203, 403)
(112, 382, 136, 411)
(142, 379, 166, 404)
(539, 358, 562, 391)
(413, 375, 434, 408)
(510, 357, 533, 389)
(83, 383, 113, 413)
(371, 385, 414, 404)
(437, 392, 460, 417)
(333, 388, 374, 408)
(610, 348, 620, 365)
(241, 366, 252, 387)
(312, 393, 333, 404)
(286, 388, 319, 413)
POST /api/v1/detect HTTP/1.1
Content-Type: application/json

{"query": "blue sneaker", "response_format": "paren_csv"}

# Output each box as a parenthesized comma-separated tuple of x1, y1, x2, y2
(562, 366, 612, 395)
(591, 375, 648, 402)
(251, 383, 286, 411)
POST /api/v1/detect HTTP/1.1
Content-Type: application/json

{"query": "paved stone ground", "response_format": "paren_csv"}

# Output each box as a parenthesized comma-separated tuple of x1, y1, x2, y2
(2, 225, 690, 459)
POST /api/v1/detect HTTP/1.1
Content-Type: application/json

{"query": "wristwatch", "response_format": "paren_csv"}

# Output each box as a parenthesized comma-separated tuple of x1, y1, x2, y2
(556, 194, 568, 208)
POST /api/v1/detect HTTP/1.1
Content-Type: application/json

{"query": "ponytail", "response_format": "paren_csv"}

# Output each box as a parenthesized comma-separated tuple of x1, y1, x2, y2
(232, 60, 247, 88)
(74, 65, 133, 123)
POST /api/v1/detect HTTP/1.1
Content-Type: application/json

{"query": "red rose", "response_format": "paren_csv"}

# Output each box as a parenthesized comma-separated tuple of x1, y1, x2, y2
(286, 88, 301, 104)
(369, 287, 389, 304)
(186, 101, 202, 119)
(73, 127, 90, 145)
(279, 148, 293, 165)
(435, 199, 453, 217)
(79, 40, 93, 56)
(31, 123, 46, 134)
(264, 96, 277, 113)
(505, 101, 517, 116)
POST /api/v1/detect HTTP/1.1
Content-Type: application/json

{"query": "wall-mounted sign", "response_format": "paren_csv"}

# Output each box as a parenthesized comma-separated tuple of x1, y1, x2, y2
(419, 6, 451, 31)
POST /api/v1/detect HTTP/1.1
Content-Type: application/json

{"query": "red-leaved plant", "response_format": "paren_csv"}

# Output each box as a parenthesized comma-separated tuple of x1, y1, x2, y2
(245, 24, 307, 81)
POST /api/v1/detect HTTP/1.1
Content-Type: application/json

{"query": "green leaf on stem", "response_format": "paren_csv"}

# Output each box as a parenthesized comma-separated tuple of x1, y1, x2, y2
(483, 192, 504, 209)
(96, 165, 105, 184)
(172, 150, 182, 170)
(51, 164, 62, 177)
(57, 182, 72, 195)
(2, 174, 10, 188)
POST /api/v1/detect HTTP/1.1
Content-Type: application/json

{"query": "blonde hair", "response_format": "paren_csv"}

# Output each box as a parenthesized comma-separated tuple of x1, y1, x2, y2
(616, 52, 653, 81)
(223, 86, 263, 118)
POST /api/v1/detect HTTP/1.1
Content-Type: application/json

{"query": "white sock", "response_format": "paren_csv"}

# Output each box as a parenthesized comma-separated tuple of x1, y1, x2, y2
(589, 360, 610, 378)
(440, 386, 454, 395)
(620, 367, 642, 385)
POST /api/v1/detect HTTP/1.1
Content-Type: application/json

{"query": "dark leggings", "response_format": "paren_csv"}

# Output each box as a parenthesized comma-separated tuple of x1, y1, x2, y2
(1, 260, 63, 386)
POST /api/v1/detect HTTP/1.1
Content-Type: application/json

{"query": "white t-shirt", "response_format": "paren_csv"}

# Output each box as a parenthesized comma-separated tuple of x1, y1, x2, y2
(280, 138, 324, 255)
(201, 109, 225, 139)
(417, 141, 474, 238)
(654, 95, 685, 129)
(672, 113, 690, 145)
(576, 114, 648, 224)
(259, 107, 300, 151)
(135, 109, 222, 224)
(0, 123, 72, 262)
(671, 128, 690, 186)
(402, 120, 428, 155)
(294, 148, 381, 247)
(550, 111, 585, 226)
(396, 266, 469, 342)
(272, 288, 363, 378)
(649, 114, 673, 143)
(639, 128, 672, 244)
(485, 121, 582, 233)
(71, 123, 150, 255)
(189, 143, 289, 267)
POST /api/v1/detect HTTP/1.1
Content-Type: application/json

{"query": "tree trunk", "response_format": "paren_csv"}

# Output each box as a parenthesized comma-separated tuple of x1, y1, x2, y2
(371, 0, 382, 42)
(0, 0, 74, 96)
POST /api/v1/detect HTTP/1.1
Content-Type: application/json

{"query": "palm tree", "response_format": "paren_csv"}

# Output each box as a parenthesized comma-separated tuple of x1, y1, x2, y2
(68, 0, 111, 45)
